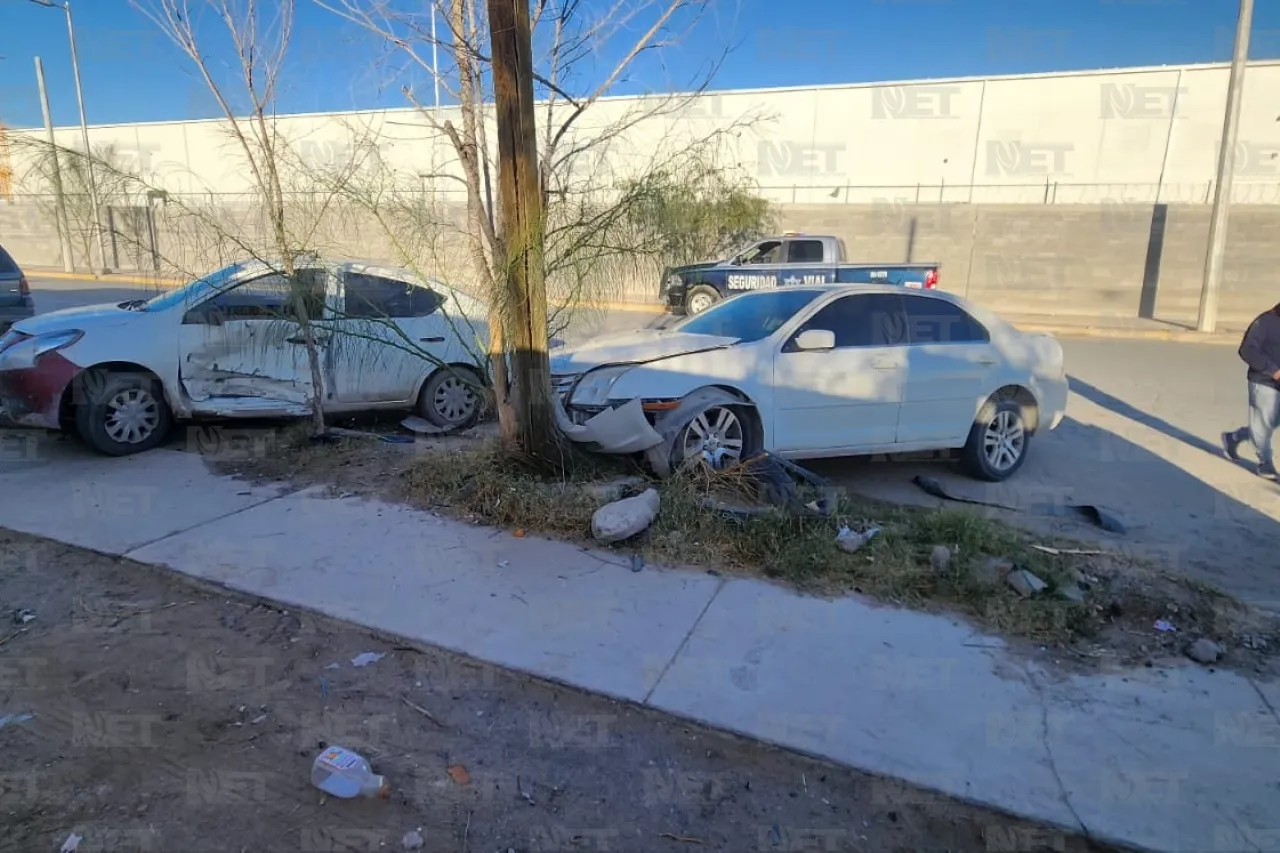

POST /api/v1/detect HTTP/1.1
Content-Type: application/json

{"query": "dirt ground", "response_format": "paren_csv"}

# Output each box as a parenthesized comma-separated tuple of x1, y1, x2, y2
(0, 529, 1121, 853)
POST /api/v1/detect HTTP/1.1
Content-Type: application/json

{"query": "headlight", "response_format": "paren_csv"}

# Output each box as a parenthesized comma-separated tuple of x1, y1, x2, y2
(571, 365, 632, 406)
(666, 274, 682, 289)
(0, 329, 84, 370)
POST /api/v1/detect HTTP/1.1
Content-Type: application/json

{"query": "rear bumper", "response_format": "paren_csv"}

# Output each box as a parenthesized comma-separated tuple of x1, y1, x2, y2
(0, 298, 35, 330)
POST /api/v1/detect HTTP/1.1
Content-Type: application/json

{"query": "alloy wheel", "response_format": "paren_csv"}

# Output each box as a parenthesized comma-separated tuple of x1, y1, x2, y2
(982, 409, 1025, 472)
(680, 405, 745, 468)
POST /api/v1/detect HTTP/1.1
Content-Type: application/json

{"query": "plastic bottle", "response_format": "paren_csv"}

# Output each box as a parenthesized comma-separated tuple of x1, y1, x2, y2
(311, 746, 389, 799)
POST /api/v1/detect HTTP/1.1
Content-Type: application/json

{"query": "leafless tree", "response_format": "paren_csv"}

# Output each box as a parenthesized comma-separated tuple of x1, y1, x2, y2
(316, 0, 750, 457)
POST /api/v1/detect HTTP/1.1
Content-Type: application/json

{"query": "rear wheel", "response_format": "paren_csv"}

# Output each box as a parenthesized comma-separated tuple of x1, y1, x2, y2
(686, 285, 720, 315)
(960, 398, 1030, 481)
(75, 371, 173, 456)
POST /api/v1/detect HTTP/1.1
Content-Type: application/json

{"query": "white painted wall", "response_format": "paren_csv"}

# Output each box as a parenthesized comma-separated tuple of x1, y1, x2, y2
(6, 59, 1280, 204)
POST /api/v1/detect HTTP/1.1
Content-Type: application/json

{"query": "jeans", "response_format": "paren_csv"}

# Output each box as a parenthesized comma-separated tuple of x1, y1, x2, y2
(1231, 381, 1280, 471)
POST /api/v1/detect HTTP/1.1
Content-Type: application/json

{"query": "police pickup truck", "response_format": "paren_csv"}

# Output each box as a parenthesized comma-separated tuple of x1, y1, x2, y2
(659, 233, 941, 315)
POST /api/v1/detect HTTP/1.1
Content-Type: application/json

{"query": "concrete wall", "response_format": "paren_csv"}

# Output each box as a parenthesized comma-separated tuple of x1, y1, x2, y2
(3, 194, 1275, 327)
(4, 60, 1280, 204)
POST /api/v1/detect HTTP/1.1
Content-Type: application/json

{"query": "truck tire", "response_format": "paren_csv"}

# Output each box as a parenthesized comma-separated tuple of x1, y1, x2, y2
(686, 285, 720, 315)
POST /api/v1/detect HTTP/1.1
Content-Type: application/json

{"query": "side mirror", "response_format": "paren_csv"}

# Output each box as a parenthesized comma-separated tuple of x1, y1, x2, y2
(794, 329, 835, 352)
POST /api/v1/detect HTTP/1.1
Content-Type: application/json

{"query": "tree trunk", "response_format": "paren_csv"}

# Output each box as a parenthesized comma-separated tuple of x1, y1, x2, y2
(487, 0, 557, 458)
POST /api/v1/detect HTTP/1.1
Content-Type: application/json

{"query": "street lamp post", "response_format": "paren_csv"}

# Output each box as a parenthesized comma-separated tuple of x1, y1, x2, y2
(30, 0, 111, 273)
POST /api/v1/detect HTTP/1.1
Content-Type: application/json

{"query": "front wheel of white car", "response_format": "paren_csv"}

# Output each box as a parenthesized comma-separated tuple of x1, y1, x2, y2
(75, 371, 173, 456)
(673, 403, 753, 471)
(961, 398, 1030, 482)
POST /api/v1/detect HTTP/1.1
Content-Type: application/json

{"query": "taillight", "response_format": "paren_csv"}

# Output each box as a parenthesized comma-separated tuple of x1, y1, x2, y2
(18, 275, 30, 297)
(924, 268, 938, 289)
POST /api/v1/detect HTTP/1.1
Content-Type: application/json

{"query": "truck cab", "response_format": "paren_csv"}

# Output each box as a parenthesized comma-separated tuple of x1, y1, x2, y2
(660, 232, 940, 315)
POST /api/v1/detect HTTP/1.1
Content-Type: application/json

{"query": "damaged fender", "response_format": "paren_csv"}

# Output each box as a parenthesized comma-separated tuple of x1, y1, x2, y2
(643, 387, 757, 478)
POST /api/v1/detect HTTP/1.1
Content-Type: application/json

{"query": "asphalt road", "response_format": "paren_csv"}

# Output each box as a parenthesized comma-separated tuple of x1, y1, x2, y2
(18, 275, 1280, 609)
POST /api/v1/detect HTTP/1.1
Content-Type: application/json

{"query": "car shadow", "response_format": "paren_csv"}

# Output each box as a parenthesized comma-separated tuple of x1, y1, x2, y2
(809, 414, 1280, 614)
(1067, 375, 1224, 458)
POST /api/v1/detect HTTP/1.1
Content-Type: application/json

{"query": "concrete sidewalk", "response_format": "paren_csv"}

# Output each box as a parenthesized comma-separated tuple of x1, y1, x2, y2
(2, 445, 1277, 853)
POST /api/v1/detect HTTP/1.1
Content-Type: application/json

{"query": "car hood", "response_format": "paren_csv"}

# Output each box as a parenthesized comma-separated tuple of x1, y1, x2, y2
(550, 329, 738, 374)
(13, 302, 141, 336)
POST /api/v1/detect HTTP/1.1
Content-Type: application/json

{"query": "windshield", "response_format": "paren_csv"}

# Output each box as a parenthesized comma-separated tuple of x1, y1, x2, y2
(143, 262, 246, 312)
(675, 289, 822, 343)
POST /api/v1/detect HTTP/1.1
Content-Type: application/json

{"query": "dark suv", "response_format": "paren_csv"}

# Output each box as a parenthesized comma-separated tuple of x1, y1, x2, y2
(0, 244, 34, 332)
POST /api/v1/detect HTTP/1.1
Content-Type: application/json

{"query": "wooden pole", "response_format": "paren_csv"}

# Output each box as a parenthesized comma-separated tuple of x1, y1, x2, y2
(487, 0, 555, 455)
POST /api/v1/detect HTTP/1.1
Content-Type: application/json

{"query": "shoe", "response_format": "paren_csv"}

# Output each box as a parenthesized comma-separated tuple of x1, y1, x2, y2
(1221, 431, 1243, 461)
(1259, 464, 1277, 480)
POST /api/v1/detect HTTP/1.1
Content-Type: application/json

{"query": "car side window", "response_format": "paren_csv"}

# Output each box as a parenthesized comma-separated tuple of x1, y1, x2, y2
(788, 293, 907, 350)
(902, 296, 990, 344)
(786, 240, 824, 263)
(186, 270, 325, 324)
(741, 240, 782, 265)
(344, 272, 443, 319)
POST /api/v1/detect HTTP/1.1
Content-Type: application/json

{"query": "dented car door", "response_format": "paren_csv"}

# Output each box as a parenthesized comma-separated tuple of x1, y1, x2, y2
(177, 269, 330, 416)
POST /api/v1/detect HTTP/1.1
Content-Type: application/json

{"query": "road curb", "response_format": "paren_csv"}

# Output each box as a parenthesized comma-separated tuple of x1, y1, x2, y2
(30, 269, 184, 288)
(1014, 323, 1239, 345)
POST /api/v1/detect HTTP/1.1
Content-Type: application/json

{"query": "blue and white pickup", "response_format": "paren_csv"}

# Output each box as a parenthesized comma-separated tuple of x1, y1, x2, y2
(659, 233, 941, 315)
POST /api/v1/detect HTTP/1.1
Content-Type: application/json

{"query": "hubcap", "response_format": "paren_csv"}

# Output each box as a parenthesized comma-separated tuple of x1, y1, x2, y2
(983, 409, 1025, 472)
(681, 406, 745, 469)
(688, 292, 715, 314)
(433, 375, 477, 425)
(104, 387, 161, 445)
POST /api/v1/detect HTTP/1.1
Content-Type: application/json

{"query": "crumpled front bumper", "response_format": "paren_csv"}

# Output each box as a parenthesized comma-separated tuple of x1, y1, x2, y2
(0, 351, 82, 429)
(554, 396, 664, 455)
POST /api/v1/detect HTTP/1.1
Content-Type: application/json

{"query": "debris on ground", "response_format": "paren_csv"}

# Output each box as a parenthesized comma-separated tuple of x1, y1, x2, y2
(59, 832, 82, 853)
(12, 608, 35, 624)
(582, 476, 646, 503)
(631, 554, 645, 573)
(972, 556, 1013, 587)
(446, 764, 471, 786)
(1058, 584, 1086, 604)
(911, 475, 1127, 534)
(1005, 567, 1047, 597)
(351, 651, 386, 667)
(1185, 638, 1225, 665)
(400, 416, 454, 436)
(0, 712, 34, 729)
(1032, 545, 1107, 557)
(311, 746, 390, 799)
(930, 545, 952, 575)
(836, 526, 880, 554)
(591, 488, 660, 543)
(1154, 620, 1176, 633)
(402, 829, 425, 850)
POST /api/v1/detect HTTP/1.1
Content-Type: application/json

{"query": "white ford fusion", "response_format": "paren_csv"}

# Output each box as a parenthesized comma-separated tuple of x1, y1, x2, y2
(551, 285, 1068, 481)
(0, 258, 489, 455)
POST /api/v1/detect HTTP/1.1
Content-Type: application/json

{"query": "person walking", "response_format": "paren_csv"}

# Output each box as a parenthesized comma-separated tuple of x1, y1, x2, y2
(1222, 303, 1280, 478)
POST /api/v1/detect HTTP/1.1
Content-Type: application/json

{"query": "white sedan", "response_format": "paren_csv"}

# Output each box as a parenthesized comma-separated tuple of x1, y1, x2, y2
(551, 285, 1068, 481)
(0, 258, 489, 455)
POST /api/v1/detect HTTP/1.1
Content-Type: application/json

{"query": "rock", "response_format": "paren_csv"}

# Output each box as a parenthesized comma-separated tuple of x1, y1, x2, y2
(402, 829, 424, 850)
(1006, 567, 1047, 597)
(591, 488, 660, 544)
(582, 476, 646, 503)
(973, 556, 1014, 587)
(1058, 584, 1086, 604)
(929, 546, 952, 575)
(1185, 638, 1224, 665)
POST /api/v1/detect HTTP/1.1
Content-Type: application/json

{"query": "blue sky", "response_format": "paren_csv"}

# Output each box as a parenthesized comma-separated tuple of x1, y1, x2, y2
(1, 0, 1278, 129)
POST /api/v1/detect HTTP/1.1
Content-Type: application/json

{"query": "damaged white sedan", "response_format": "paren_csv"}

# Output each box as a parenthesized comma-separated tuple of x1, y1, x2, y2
(551, 285, 1068, 481)
(0, 258, 488, 455)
